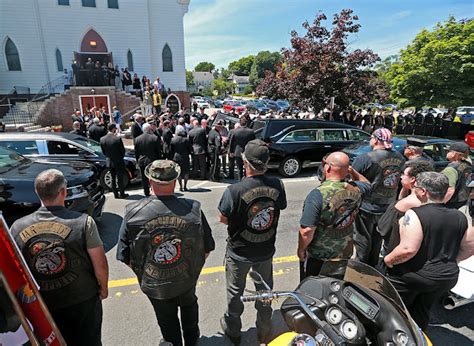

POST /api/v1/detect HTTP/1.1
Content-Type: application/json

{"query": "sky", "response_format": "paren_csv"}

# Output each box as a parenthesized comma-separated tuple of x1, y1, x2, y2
(184, 0, 474, 70)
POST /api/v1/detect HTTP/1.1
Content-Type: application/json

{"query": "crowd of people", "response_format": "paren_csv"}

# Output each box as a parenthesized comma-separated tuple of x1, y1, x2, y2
(7, 122, 474, 345)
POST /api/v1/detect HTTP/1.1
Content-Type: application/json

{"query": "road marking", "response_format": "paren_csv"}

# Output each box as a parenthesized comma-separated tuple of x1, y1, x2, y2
(109, 255, 299, 288)
(190, 180, 208, 189)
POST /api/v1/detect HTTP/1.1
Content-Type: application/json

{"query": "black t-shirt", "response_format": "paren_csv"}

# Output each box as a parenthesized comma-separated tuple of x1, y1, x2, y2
(218, 175, 287, 262)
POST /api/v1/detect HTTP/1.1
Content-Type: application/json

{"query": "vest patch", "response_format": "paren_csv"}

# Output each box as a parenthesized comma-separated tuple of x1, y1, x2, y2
(380, 158, 402, 190)
(241, 186, 280, 204)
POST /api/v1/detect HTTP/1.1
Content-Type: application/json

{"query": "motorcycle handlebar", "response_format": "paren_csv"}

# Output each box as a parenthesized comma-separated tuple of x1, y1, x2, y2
(240, 292, 278, 303)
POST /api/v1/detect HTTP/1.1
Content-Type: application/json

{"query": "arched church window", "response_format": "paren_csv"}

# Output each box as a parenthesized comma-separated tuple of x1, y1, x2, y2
(162, 44, 173, 72)
(5, 38, 21, 71)
(56, 49, 64, 71)
(127, 50, 134, 71)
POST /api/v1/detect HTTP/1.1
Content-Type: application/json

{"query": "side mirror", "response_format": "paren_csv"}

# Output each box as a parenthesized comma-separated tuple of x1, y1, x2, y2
(248, 271, 271, 290)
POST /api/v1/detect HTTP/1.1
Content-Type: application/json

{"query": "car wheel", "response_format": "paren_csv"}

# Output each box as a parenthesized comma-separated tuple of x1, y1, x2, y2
(100, 169, 130, 191)
(279, 156, 301, 177)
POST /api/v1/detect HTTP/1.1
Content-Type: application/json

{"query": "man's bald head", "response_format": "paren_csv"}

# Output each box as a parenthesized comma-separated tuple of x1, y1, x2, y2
(324, 152, 350, 180)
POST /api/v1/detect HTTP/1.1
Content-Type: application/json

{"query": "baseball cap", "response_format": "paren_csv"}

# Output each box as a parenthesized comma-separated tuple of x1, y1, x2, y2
(449, 142, 470, 154)
(372, 128, 393, 149)
(244, 139, 269, 168)
(145, 160, 181, 184)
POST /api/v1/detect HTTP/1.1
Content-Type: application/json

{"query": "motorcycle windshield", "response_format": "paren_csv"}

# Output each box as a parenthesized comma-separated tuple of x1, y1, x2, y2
(320, 259, 426, 344)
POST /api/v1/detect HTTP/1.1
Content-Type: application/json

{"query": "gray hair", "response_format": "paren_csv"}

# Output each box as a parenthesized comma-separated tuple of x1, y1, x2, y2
(93, 117, 100, 124)
(142, 122, 152, 133)
(416, 171, 448, 201)
(175, 125, 186, 136)
(35, 169, 67, 201)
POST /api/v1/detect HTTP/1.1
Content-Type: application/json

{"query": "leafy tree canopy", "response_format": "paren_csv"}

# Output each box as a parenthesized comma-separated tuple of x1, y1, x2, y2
(249, 51, 281, 87)
(228, 55, 255, 76)
(386, 17, 474, 108)
(186, 70, 194, 87)
(257, 9, 381, 111)
(194, 61, 215, 72)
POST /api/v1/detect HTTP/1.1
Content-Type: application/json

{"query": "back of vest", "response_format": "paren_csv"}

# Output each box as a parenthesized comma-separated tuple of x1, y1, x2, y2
(125, 197, 205, 300)
(448, 161, 472, 205)
(363, 150, 405, 210)
(11, 208, 98, 310)
(390, 204, 467, 280)
(309, 181, 363, 260)
(227, 176, 286, 262)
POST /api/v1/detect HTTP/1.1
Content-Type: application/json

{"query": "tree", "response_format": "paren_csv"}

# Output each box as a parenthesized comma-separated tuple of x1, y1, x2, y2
(212, 78, 234, 96)
(186, 70, 194, 88)
(228, 55, 255, 76)
(249, 51, 281, 87)
(256, 10, 381, 111)
(386, 17, 474, 107)
(194, 61, 215, 72)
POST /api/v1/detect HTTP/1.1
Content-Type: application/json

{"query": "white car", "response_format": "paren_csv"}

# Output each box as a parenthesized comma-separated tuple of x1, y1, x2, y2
(196, 99, 210, 109)
(456, 106, 474, 116)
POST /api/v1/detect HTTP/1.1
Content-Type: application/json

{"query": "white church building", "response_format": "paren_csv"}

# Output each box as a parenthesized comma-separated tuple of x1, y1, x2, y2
(0, 0, 190, 95)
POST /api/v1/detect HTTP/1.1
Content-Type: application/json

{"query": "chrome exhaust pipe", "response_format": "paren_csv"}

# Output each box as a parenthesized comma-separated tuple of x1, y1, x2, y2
(442, 294, 472, 310)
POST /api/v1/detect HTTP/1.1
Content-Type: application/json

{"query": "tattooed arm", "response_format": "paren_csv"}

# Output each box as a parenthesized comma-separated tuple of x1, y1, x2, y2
(384, 210, 423, 268)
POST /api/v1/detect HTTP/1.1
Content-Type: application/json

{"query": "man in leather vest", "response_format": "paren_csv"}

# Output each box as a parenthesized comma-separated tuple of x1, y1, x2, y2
(117, 160, 215, 346)
(441, 142, 472, 209)
(298, 152, 371, 279)
(352, 128, 405, 266)
(218, 139, 287, 344)
(384, 172, 474, 330)
(134, 123, 163, 196)
(10, 169, 109, 346)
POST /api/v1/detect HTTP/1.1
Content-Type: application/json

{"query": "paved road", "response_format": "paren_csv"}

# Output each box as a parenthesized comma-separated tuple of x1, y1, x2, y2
(99, 172, 474, 345)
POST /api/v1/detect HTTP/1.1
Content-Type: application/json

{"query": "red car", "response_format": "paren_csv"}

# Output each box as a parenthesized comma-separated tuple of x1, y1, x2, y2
(223, 100, 246, 113)
(465, 131, 474, 148)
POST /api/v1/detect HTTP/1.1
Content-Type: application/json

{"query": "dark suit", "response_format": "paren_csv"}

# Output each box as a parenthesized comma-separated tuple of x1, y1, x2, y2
(131, 121, 143, 141)
(88, 124, 107, 142)
(100, 133, 127, 197)
(228, 126, 255, 180)
(188, 127, 208, 179)
(134, 132, 162, 196)
(208, 128, 221, 181)
(162, 128, 173, 160)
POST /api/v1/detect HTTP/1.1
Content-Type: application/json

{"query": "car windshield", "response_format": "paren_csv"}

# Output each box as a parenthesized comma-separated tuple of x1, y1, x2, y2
(459, 107, 474, 113)
(0, 146, 28, 173)
(71, 137, 102, 153)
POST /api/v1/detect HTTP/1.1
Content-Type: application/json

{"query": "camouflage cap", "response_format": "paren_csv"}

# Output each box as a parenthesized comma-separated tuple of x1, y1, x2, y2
(144, 160, 181, 184)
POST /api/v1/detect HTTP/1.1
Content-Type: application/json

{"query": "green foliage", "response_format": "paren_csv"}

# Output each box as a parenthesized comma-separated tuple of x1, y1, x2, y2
(194, 61, 215, 72)
(201, 86, 214, 97)
(212, 78, 234, 96)
(185, 70, 194, 87)
(249, 51, 281, 87)
(242, 84, 254, 95)
(228, 55, 255, 76)
(386, 17, 474, 107)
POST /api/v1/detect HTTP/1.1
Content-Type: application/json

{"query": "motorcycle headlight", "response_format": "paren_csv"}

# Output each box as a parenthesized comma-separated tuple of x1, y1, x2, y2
(291, 333, 317, 346)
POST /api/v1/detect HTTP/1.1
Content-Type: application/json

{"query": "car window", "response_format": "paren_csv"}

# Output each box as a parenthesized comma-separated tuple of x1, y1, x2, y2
(1, 140, 39, 155)
(322, 129, 345, 141)
(347, 130, 370, 141)
(47, 141, 80, 155)
(424, 144, 445, 162)
(281, 130, 316, 143)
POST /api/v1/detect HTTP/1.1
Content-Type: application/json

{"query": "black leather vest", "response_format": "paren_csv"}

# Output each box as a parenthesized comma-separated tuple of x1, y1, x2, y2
(364, 150, 405, 206)
(448, 161, 472, 204)
(226, 176, 285, 261)
(124, 197, 205, 300)
(11, 207, 99, 310)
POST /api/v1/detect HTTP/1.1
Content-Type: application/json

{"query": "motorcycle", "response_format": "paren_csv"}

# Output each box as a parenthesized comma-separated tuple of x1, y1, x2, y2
(241, 259, 432, 345)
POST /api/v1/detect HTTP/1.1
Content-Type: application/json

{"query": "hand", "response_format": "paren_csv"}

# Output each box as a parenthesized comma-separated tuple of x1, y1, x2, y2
(383, 257, 393, 268)
(99, 287, 108, 300)
(297, 249, 307, 262)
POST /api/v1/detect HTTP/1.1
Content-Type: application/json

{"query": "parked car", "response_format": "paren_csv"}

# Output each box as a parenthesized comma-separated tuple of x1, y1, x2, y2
(196, 99, 210, 109)
(456, 106, 474, 117)
(343, 135, 462, 171)
(262, 99, 279, 111)
(211, 99, 224, 108)
(0, 146, 105, 226)
(223, 100, 246, 113)
(256, 119, 371, 177)
(246, 100, 270, 114)
(0, 133, 140, 190)
(276, 100, 290, 112)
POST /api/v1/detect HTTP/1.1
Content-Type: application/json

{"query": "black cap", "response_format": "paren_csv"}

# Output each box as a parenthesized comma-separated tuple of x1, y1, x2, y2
(449, 142, 470, 154)
(406, 137, 427, 148)
(108, 123, 117, 131)
(244, 139, 269, 167)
